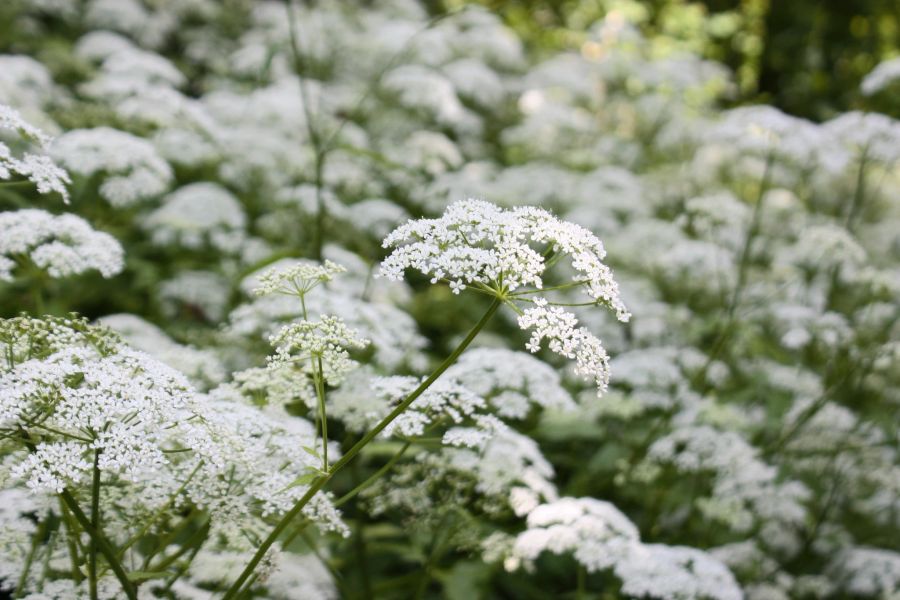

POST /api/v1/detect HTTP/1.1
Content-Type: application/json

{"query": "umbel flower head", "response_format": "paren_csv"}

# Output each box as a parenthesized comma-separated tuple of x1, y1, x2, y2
(0, 209, 124, 282)
(267, 315, 369, 385)
(0, 316, 200, 492)
(380, 199, 629, 395)
(380, 199, 629, 319)
(0, 103, 71, 202)
(254, 259, 347, 297)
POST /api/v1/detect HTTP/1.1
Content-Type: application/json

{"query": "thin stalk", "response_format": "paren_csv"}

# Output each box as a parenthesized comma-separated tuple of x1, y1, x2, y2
(315, 356, 328, 471)
(162, 543, 203, 593)
(845, 147, 868, 232)
(413, 511, 454, 600)
(334, 441, 411, 508)
(38, 530, 56, 590)
(727, 152, 774, 321)
(59, 498, 84, 583)
(117, 461, 203, 557)
(14, 515, 46, 598)
(701, 152, 774, 375)
(58, 490, 137, 599)
(141, 508, 199, 570)
(826, 148, 869, 309)
(32, 286, 44, 316)
(148, 517, 210, 572)
(284, 0, 328, 261)
(88, 449, 102, 600)
(350, 459, 373, 600)
(17, 430, 132, 595)
(576, 564, 587, 599)
(222, 297, 503, 599)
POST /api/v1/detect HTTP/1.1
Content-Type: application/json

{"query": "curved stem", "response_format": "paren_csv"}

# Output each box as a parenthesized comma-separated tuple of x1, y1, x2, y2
(221, 296, 503, 599)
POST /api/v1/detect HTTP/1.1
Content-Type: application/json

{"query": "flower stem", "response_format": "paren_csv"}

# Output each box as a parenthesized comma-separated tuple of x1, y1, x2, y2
(221, 296, 502, 599)
(59, 498, 84, 583)
(14, 514, 46, 598)
(334, 440, 411, 508)
(88, 449, 101, 600)
(58, 490, 137, 599)
(15, 428, 132, 598)
(316, 356, 328, 471)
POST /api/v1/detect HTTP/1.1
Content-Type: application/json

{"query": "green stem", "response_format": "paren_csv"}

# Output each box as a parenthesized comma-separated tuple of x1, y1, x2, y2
(89, 450, 101, 600)
(350, 460, 373, 600)
(14, 514, 46, 598)
(32, 286, 44, 316)
(221, 296, 503, 599)
(58, 490, 137, 599)
(316, 357, 328, 471)
(700, 152, 774, 377)
(334, 441, 411, 508)
(118, 461, 203, 558)
(148, 517, 210, 572)
(845, 147, 868, 232)
(141, 508, 199, 570)
(59, 498, 84, 583)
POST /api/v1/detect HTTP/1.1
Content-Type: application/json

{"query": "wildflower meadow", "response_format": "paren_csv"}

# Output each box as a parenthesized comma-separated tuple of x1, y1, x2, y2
(1, 1, 899, 598)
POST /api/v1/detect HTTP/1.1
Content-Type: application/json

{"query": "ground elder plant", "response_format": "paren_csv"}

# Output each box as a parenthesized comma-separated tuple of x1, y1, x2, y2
(0, 1, 898, 599)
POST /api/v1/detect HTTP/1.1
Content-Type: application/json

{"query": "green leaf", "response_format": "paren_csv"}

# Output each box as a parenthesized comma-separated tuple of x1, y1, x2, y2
(284, 471, 320, 490)
(301, 445, 320, 458)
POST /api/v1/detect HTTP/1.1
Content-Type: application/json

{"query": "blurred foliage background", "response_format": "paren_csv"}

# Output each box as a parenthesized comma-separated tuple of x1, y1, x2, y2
(439, 0, 899, 119)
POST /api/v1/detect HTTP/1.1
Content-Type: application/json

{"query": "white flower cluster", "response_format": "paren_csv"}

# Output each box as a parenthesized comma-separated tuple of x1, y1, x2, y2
(381, 199, 630, 320)
(381, 200, 628, 395)
(144, 182, 247, 252)
(861, 56, 900, 96)
(332, 372, 488, 440)
(194, 398, 348, 537)
(267, 315, 369, 385)
(0, 103, 71, 201)
(231, 255, 427, 371)
(366, 428, 557, 519)
(1, 342, 198, 491)
(518, 299, 613, 395)
(0, 316, 350, 593)
(507, 497, 741, 600)
(641, 425, 810, 535)
(829, 547, 900, 597)
(254, 259, 347, 297)
(0, 209, 124, 281)
(157, 269, 231, 322)
(50, 127, 173, 207)
(444, 347, 575, 419)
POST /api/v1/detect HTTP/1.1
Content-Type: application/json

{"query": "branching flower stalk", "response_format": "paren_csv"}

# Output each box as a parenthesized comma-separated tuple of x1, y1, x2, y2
(226, 200, 629, 596)
(16, 429, 138, 599)
(222, 295, 503, 599)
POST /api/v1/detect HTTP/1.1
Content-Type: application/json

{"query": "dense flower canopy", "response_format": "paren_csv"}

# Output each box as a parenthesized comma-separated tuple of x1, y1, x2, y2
(0, 0, 898, 598)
